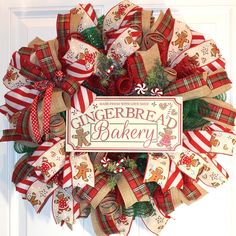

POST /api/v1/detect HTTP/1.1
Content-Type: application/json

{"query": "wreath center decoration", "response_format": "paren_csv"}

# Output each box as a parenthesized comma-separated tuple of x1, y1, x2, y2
(1, 1, 236, 235)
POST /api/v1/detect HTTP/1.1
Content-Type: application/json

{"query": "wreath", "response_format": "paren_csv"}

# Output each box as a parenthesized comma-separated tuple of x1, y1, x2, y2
(1, 1, 236, 235)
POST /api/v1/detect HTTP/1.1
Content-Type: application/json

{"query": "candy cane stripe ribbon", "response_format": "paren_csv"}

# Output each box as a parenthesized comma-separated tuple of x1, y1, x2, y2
(0, 86, 40, 119)
(183, 130, 212, 153)
(71, 86, 96, 113)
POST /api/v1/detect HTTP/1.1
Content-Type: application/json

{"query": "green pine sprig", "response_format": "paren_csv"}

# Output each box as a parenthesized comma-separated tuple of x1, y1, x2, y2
(145, 60, 169, 91)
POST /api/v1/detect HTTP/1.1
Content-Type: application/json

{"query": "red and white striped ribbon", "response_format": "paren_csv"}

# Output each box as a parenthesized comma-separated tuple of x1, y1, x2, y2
(106, 27, 129, 50)
(206, 123, 231, 132)
(200, 57, 226, 73)
(103, 0, 140, 33)
(0, 85, 40, 119)
(183, 130, 212, 153)
(120, 5, 142, 28)
(16, 176, 38, 198)
(63, 154, 72, 188)
(63, 38, 99, 82)
(190, 30, 205, 47)
(71, 85, 96, 113)
(162, 160, 183, 192)
(27, 138, 61, 165)
(81, 3, 98, 25)
(73, 3, 98, 33)
(73, 202, 80, 220)
(10, 51, 22, 69)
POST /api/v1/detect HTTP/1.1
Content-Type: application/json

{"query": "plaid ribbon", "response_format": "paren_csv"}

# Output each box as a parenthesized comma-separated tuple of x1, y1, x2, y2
(57, 13, 71, 49)
(154, 186, 175, 215)
(164, 73, 206, 96)
(128, 10, 142, 31)
(15, 109, 31, 137)
(18, 47, 45, 82)
(78, 174, 108, 204)
(206, 70, 231, 90)
(0, 129, 32, 142)
(122, 169, 149, 200)
(12, 156, 34, 184)
(35, 43, 58, 80)
(202, 103, 236, 126)
(95, 207, 120, 235)
(155, 9, 175, 41)
(60, 77, 80, 96)
(181, 175, 201, 201)
(78, 169, 148, 206)
(127, 54, 147, 83)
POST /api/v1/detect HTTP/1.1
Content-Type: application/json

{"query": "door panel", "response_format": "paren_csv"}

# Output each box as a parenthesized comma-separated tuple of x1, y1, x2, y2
(0, 0, 236, 235)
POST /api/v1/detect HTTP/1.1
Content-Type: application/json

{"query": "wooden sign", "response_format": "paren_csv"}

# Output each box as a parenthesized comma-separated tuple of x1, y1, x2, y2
(66, 97, 183, 152)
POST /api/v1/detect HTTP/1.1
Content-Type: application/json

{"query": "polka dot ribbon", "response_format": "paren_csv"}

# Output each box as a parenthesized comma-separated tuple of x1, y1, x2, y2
(31, 80, 55, 143)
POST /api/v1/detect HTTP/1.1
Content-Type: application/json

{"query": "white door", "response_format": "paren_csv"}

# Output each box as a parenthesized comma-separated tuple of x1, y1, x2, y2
(0, 0, 236, 236)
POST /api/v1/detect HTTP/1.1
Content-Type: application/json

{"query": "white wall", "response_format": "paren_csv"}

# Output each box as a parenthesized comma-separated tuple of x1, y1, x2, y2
(0, 0, 236, 235)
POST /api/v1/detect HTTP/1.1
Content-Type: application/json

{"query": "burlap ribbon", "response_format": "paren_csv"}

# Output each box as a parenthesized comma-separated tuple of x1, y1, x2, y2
(76, 168, 149, 211)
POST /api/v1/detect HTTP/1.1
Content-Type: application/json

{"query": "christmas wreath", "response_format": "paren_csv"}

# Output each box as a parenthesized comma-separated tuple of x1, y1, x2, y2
(1, 1, 236, 235)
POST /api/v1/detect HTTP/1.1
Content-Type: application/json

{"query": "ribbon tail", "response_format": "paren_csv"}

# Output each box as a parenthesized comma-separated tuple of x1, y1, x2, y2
(52, 187, 74, 225)
(71, 85, 96, 113)
(141, 197, 169, 235)
(70, 152, 95, 187)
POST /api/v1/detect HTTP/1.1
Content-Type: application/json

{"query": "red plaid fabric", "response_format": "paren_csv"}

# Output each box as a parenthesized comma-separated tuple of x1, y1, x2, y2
(19, 48, 45, 82)
(127, 54, 147, 83)
(122, 169, 149, 200)
(206, 71, 231, 90)
(15, 109, 31, 137)
(155, 9, 175, 41)
(60, 77, 80, 96)
(95, 207, 119, 235)
(181, 175, 201, 201)
(57, 13, 71, 48)
(35, 43, 57, 80)
(12, 157, 33, 184)
(0, 129, 32, 142)
(164, 73, 206, 96)
(18, 47, 35, 56)
(154, 186, 175, 215)
(129, 10, 142, 31)
(202, 103, 236, 126)
(78, 174, 108, 204)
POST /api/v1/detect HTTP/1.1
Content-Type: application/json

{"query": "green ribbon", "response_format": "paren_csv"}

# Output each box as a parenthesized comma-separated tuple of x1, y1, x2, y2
(14, 142, 37, 154)
(183, 99, 210, 130)
(81, 15, 104, 49)
(123, 201, 155, 218)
